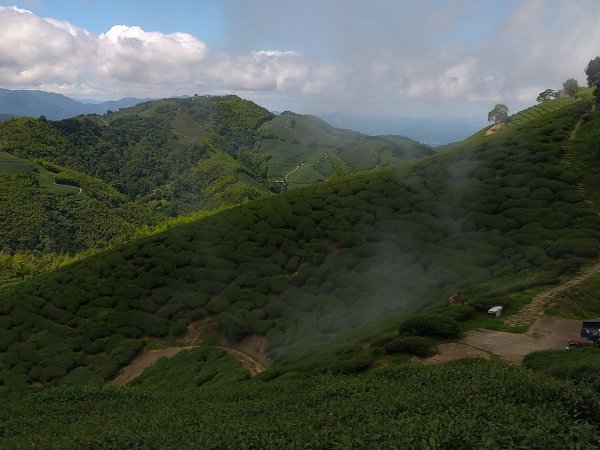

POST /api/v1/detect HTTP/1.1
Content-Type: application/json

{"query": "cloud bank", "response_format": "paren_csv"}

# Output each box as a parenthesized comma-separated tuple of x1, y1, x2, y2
(0, 2, 600, 118)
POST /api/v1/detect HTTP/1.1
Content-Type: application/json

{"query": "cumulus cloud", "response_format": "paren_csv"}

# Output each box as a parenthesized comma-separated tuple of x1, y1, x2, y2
(0, 6, 337, 100)
(1, 2, 600, 118)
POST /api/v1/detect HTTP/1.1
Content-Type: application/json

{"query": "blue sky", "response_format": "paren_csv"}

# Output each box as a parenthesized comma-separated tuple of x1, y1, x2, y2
(0, 0, 599, 121)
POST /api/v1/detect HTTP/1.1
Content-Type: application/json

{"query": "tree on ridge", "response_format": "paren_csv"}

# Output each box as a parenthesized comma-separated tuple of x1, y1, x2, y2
(536, 89, 558, 103)
(585, 57, 600, 87)
(488, 104, 509, 124)
(562, 78, 579, 97)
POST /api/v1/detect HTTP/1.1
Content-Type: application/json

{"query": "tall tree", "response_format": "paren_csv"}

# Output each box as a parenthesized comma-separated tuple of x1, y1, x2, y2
(562, 79, 579, 97)
(536, 89, 557, 103)
(488, 104, 509, 124)
(585, 57, 600, 87)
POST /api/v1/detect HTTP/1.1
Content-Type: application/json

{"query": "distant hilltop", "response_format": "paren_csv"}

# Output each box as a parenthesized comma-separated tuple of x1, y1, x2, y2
(0, 88, 150, 120)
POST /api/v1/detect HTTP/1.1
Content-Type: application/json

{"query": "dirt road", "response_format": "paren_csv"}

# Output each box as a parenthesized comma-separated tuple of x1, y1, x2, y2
(417, 316, 582, 365)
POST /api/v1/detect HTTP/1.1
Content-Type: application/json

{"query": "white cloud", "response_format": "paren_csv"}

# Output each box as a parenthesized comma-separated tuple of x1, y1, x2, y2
(0, 6, 338, 101)
(1, 2, 600, 118)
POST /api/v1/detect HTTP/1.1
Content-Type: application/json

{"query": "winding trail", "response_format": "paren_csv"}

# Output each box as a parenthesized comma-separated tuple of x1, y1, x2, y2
(284, 161, 306, 183)
(109, 322, 269, 385)
(96, 115, 110, 126)
(418, 260, 600, 366)
(504, 261, 600, 327)
(53, 180, 82, 196)
(504, 113, 600, 329)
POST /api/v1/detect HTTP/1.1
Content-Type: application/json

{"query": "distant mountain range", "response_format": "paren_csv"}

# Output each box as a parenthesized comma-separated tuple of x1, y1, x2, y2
(0, 88, 149, 120)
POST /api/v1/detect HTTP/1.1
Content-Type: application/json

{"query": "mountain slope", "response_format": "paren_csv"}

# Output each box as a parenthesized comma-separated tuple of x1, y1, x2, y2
(0, 88, 146, 120)
(258, 112, 433, 188)
(1, 94, 599, 391)
(0, 96, 434, 256)
(0, 151, 160, 254)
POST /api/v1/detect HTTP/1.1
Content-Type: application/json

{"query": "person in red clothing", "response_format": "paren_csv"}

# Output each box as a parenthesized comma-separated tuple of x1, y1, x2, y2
(456, 292, 462, 305)
(449, 294, 456, 306)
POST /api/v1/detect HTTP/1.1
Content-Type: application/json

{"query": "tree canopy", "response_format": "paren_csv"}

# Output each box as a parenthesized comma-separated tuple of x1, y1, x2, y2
(536, 89, 558, 103)
(585, 57, 600, 87)
(487, 104, 509, 123)
(562, 79, 579, 97)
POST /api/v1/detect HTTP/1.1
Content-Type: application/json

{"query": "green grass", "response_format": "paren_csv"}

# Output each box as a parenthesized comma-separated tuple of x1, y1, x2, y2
(545, 271, 600, 319)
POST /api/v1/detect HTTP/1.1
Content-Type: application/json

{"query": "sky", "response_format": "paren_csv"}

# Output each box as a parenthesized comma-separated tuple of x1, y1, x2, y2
(1, 0, 600, 123)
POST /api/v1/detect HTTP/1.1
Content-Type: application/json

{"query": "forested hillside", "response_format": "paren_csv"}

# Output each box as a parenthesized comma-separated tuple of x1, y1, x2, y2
(0, 96, 431, 263)
(0, 151, 159, 255)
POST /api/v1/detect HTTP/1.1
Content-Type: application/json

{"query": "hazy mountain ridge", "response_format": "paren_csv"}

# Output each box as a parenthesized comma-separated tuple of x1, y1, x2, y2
(0, 88, 149, 120)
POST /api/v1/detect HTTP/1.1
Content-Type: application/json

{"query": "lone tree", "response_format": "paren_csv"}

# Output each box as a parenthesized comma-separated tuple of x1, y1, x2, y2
(536, 89, 558, 103)
(488, 104, 509, 124)
(585, 57, 600, 87)
(562, 78, 579, 97)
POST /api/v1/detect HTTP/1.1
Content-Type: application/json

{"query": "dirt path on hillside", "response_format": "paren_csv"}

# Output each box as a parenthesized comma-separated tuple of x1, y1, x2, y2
(109, 322, 270, 385)
(484, 123, 503, 136)
(284, 161, 306, 183)
(504, 261, 600, 327)
(110, 346, 194, 385)
(417, 259, 600, 365)
(184, 321, 270, 373)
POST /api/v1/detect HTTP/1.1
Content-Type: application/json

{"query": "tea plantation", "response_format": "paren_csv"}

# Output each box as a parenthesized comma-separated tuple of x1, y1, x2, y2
(1, 94, 599, 391)
(2, 360, 600, 448)
(1, 92, 600, 447)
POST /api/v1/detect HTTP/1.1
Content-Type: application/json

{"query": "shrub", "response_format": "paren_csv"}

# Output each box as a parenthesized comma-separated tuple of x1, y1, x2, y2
(383, 336, 434, 357)
(217, 312, 250, 342)
(399, 314, 460, 338)
(39, 365, 67, 384)
(523, 347, 600, 391)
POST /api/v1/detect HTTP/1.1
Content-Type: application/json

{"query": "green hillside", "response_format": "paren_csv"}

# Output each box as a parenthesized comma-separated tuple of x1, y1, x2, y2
(2, 91, 600, 447)
(3, 360, 600, 448)
(0, 96, 275, 216)
(1, 93, 599, 390)
(258, 112, 433, 188)
(0, 151, 158, 255)
(0, 96, 433, 264)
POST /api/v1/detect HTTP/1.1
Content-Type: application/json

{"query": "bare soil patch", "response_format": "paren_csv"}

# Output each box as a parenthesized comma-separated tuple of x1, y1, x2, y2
(484, 123, 504, 136)
(417, 316, 581, 365)
(414, 343, 491, 365)
(110, 346, 194, 386)
(109, 321, 270, 385)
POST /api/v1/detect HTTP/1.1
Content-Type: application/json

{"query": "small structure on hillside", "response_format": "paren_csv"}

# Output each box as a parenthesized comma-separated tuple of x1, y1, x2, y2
(488, 306, 503, 317)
